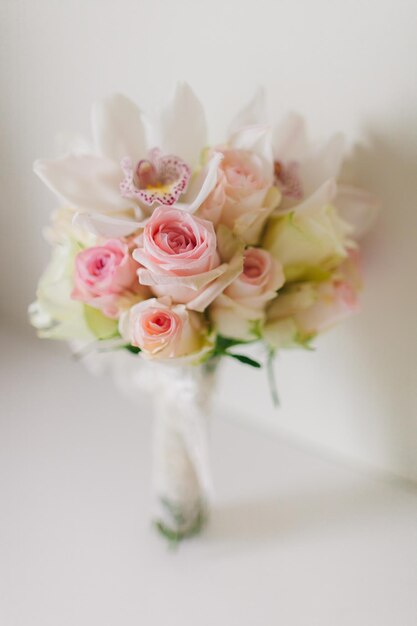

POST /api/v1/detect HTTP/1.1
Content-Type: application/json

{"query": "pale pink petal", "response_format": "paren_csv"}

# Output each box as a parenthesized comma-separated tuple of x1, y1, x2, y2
(228, 87, 267, 134)
(186, 252, 244, 312)
(91, 94, 148, 164)
(159, 82, 207, 166)
(34, 154, 131, 212)
(334, 184, 380, 239)
(137, 264, 226, 291)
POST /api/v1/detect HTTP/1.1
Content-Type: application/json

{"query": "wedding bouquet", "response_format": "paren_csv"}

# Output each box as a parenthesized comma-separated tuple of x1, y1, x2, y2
(30, 83, 378, 542)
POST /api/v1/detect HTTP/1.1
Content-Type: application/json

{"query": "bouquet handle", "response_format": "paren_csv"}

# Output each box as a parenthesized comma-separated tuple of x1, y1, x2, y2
(152, 361, 218, 542)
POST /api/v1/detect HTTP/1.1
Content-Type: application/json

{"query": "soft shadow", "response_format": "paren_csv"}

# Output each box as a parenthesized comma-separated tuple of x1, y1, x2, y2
(340, 127, 417, 480)
(205, 482, 407, 547)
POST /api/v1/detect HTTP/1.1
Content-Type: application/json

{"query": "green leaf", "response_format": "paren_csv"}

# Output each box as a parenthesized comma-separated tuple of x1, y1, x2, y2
(125, 345, 141, 354)
(215, 334, 247, 352)
(228, 353, 262, 368)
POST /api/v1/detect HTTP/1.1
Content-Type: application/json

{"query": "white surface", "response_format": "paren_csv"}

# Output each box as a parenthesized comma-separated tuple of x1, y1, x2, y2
(1, 0, 416, 479)
(1, 322, 417, 626)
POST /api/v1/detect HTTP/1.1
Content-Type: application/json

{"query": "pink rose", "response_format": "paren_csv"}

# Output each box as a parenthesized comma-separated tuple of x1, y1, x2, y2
(119, 297, 206, 360)
(215, 149, 277, 244)
(210, 247, 284, 340)
(224, 247, 284, 308)
(133, 207, 243, 312)
(221, 149, 270, 207)
(72, 239, 144, 318)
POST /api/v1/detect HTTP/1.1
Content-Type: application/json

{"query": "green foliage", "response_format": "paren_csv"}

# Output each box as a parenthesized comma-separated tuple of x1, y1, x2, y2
(228, 353, 261, 368)
(209, 334, 262, 369)
(125, 345, 141, 355)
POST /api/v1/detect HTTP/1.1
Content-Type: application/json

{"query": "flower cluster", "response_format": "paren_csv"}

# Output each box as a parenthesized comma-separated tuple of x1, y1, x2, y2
(30, 84, 378, 367)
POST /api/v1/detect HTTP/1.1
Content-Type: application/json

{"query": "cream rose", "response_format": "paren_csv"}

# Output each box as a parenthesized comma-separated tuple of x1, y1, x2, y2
(263, 181, 353, 282)
(264, 252, 361, 349)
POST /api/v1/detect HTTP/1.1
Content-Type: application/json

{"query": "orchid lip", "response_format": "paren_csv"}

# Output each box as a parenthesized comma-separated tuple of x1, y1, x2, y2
(120, 148, 191, 206)
(274, 160, 303, 200)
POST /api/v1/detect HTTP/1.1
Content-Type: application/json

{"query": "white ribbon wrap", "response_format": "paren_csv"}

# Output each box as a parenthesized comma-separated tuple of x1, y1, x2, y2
(151, 363, 217, 538)
(81, 347, 218, 540)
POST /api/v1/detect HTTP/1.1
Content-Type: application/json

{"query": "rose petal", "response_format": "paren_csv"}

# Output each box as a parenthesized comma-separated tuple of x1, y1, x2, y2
(137, 264, 226, 291)
(91, 94, 148, 164)
(34, 154, 131, 212)
(210, 299, 262, 341)
(264, 318, 299, 349)
(186, 251, 244, 312)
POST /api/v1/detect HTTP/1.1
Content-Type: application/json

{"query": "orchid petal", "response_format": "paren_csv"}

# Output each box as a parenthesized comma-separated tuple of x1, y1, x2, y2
(229, 125, 273, 167)
(290, 179, 338, 216)
(229, 87, 267, 134)
(74, 212, 144, 238)
(160, 82, 207, 166)
(55, 131, 92, 155)
(34, 154, 131, 212)
(92, 94, 148, 164)
(299, 133, 345, 197)
(334, 184, 380, 239)
(272, 113, 309, 162)
(180, 152, 223, 213)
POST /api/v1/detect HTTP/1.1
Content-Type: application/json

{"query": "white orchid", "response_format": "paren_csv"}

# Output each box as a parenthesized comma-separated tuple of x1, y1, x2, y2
(229, 90, 379, 241)
(34, 83, 224, 238)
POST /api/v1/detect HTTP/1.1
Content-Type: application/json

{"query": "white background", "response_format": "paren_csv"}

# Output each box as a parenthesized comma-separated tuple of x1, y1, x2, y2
(1, 0, 416, 481)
